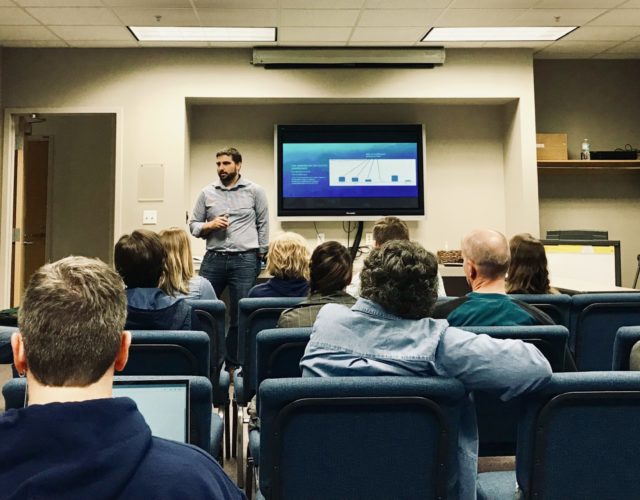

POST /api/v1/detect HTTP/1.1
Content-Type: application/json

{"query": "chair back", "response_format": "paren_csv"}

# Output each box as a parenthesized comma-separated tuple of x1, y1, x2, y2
(258, 376, 465, 500)
(509, 294, 572, 329)
(2, 375, 217, 455)
(256, 327, 312, 385)
(516, 372, 640, 500)
(186, 299, 226, 372)
(123, 330, 210, 377)
(612, 326, 640, 370)
(465, 325, 569, 457)
(570, 293, 640, 370)
(0, 326, 17, 364)
(235, 297, 304, 404)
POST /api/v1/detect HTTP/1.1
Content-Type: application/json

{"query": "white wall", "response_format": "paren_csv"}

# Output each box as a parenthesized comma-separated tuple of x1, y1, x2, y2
(1, 47, 539, 305)
(30, 115, 115, 264)
(535, 60, 640, 287)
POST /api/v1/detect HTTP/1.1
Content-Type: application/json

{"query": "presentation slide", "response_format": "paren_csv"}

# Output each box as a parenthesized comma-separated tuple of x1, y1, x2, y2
(282, 142, 418, 198)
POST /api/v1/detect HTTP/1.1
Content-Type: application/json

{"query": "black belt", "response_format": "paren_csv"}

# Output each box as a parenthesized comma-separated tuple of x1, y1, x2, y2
(208, 249, 258, 256)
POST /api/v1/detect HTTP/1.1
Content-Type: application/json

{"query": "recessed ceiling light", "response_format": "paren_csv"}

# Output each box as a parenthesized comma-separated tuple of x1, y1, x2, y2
(422, 26, 577, 42)
(129, 26, 277, 42)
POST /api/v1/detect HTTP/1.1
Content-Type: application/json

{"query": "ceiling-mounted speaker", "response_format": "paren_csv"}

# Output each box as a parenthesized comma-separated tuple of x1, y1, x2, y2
(251, 47, 445, 68)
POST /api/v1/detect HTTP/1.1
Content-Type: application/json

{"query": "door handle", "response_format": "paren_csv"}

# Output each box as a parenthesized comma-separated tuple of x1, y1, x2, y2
(23, 241, 34, 245)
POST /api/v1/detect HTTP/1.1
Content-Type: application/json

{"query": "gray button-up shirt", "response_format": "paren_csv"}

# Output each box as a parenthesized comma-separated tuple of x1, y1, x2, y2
(190, 176, 269, 254)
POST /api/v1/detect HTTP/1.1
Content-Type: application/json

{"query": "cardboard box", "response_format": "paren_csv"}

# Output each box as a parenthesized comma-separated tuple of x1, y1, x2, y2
(536, 133, 568, 160)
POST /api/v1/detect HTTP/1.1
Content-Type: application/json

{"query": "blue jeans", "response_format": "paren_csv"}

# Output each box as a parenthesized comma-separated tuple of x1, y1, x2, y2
(199, 250, 261, 366)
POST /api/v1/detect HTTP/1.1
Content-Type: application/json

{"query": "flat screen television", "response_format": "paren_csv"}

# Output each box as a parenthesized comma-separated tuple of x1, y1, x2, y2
(277, 124, 425, 220)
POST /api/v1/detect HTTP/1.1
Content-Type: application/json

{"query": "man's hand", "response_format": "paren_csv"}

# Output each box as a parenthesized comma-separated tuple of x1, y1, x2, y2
(204, 215, 229, 232)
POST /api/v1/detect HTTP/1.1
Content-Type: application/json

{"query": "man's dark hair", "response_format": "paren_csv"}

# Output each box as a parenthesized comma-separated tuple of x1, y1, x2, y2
(360, 240, 438, 319)
(18, 256, 127, 387)
(309, 241, 352, 295)
(216, 147, 242, 164)
(373, 216, 409, 246)
(114, 230, 165, 288)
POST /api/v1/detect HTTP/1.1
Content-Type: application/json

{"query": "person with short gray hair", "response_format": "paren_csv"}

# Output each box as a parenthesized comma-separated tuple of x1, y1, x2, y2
(0, 256, 243, 500)
(432, 228, 553, 326)
(301, 240, 552, 499)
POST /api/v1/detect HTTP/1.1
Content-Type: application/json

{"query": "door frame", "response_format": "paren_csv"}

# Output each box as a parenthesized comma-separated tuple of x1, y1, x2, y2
(0, 107, 124, 308)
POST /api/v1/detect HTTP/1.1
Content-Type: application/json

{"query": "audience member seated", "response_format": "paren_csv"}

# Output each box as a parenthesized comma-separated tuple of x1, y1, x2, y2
(278, 240, 356, 328)
(432, 229, 553, 326)
(630, 342, 640, 370)
(248, 232, 310, 298)
(300, 240, 552, 500)
(347, 216, 446, 298)
(0, 256, 243, 499)
(159, 227, 216, 300)
(115, 229, 196, 330)
(247, 240, 356, 430)
(506, 232, 558, 295)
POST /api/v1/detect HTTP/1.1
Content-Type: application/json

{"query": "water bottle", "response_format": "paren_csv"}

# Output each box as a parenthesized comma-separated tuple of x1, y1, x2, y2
(581, 139, 591, 160)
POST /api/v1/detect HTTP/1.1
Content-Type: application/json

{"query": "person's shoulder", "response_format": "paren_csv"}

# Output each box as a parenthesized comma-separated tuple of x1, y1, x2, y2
(431, 296, 468, 319)
(129, 438, 244, 499)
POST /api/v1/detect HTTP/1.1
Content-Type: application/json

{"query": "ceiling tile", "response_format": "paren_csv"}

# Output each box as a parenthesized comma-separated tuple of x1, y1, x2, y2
(26, 7, 122, 25)
(105, 0, 192, 6)
(536, 0, 622, 7)
(602, 40, 640, 52)
(69, 40, 140, 46)
(563, 26, 640, 41)
(425, 40, 486, 47)
(350, 26, 428, 42)
(280, 9, 360, 27)
(0, 7, 40, 25)
(0, 25, 58, 39)
(14, 0, 104, 5)
(112, 8, 198, 26)
(513, 9, 606, 26)
(435, 9, 527, 27)
(194, 0, 277, 7)
(593, 52, 640, 58)
(280, 40, 345, 46)
(281, 0, 364, 8)
(358, 9, 443, 27)
(589, 9, 640, 25)
(278, 26, 352, 42)
(1, 40, 68, 46)
(0, 0, 16, 5)
(349, 40, 417, 46)
(482, 40, 552, 48)
(450, 0, 536, 7)
(197, 9, 278, 26)
(542, 40, 616, 54)
(365, 0, 450, 7)
(619, 0, 640, 6)
(49, 25, 133, 40)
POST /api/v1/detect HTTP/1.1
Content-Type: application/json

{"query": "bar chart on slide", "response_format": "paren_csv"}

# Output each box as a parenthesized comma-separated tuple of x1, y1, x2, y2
(328, 158, 417, 187)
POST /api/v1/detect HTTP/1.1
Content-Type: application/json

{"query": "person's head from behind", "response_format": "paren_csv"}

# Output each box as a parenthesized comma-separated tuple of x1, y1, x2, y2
(12, 256, 130, 395)
(506, 233, 551, 294)
(461, 229, 510, 289)
(158, 227, 194, 296)
(114, 229, 165, 288)
(266, 232, 311, 280)
(309, 241, 352, 295)
(372, 216, 410, 247)
(360, 240, 438, 319)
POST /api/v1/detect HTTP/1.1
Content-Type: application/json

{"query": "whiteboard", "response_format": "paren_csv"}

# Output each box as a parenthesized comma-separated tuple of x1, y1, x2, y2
(544, 243, 618, 287)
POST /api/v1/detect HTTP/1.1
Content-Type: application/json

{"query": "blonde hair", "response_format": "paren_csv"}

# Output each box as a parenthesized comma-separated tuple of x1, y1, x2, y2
(158, 227, 194, 296)
(266, 232, 311, 280)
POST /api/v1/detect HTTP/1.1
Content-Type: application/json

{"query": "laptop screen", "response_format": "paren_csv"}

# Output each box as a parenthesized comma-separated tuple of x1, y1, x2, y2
(113, 379, 189, 443)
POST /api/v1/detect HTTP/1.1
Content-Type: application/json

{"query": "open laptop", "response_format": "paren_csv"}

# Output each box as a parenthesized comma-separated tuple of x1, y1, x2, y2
(113, 377, 190, 443)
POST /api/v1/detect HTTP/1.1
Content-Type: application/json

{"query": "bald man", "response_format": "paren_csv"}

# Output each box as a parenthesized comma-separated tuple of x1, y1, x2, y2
(432, 229, 553, 326)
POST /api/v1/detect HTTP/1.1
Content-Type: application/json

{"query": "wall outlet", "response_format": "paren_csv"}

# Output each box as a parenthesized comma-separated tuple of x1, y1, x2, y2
(365, 232, 373, 246)
(317, 233, 325, 245)
(142, 210, 157, 225)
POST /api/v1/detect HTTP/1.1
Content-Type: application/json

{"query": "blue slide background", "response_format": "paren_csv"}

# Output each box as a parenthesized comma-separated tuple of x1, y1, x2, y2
(282, 142, 419, 198)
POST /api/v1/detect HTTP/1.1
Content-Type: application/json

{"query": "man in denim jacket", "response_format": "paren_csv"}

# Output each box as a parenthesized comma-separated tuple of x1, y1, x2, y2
(301, 240, 552, 500)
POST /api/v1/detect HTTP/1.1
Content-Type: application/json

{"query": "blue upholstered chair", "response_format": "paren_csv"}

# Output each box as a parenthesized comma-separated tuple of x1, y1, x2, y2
(509, 293, 572, 329)
(465, 325, 570, 457)
(233, 297, 304, 486)
(256, 376, 466, 500)
(569, 292, 640, 370)
(2, 375, 224, 460)
(185, 299, 231, 457)
(477, 372, 640, 500)
(0, 326, 17, 364)
(612, 326, 640, 370)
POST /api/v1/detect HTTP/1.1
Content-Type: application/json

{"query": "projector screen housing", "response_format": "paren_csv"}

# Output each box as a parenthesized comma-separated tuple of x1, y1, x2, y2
(276, 124, 425, 221)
